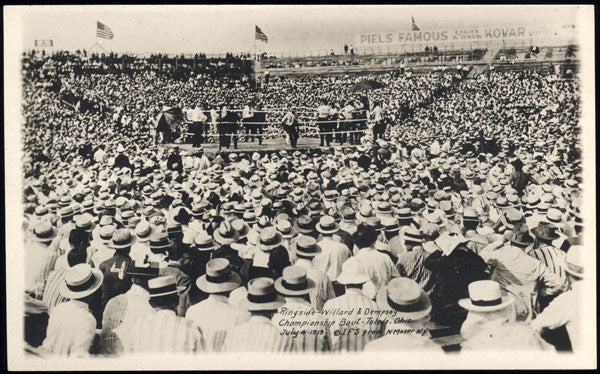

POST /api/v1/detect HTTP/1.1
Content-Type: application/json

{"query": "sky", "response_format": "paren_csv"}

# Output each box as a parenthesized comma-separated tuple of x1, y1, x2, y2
(14, 5, 582, 56)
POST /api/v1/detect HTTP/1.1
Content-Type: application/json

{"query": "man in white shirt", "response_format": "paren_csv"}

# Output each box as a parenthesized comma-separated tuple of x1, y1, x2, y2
(341, 101, 355, 145)
(291, 236, 336, 311)
(477, 232, 568, 322)
(189, 105, 207, 147)
(323, 258, 382, 352)
(316, 100, 332, 146)
(430, 139, 441, 156)
(241, 101, 255, 142)
(353, 224, 399, 299)
(313, 216, 351, 286)
(93, 146, 107, 165)
(272, 266, 330, 352)
(370, 101, 384, 141)
(186, 258, 250, 352)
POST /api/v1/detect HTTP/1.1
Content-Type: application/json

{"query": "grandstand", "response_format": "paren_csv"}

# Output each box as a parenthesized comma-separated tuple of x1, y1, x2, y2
(255, 44, 579, 77)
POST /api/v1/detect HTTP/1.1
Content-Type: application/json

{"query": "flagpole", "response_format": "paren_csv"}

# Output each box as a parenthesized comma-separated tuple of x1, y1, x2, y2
(254, 25, 257, 61)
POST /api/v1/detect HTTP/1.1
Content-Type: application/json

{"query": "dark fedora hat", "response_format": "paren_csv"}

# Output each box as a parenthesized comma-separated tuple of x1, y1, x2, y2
(531, 222, 560, 241)
(510, 230, 535, 248)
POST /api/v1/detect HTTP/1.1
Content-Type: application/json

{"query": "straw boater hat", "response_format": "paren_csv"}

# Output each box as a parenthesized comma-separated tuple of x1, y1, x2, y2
(294, 215, 315, 234)
(356, 205, 374, 223)
(375, 201, 394, 216)
(110, 229, 137, 249)
(74, 214, 95, 232)
(196, 258, 242, 294)
(403, 227, 424, 244)
(148, 231, 172, 251)
(213, 221, 239, 245)
(564, 245, 584, 278)
(61, 263, 104, 300)
(194, 231, 219, 252)
(376, 277, 432, 321)
(382, 217, 400, 233)
(396, 207, 412, 222)
(148, 275, 186, 298)
(31, 220, 58, 243)
(128, 216, 141, 229)
(323, 190, 339, 202)
(458, 280, 514, 312)
(99, 225, 116, 245)
(259, 227, 283, 251)
(341, 207, 356, 223)
(316, 215, 339, 235)
(275, 220, 296, 239)
(135, 221, 154, 243)
(336, 257, 370, 285)
(243, 211, 258, 225)
(231, 219, 249, 238)
(545, 208, 563, 225)
(294, 236, 321, 258)
(241, 277, 286, 312)
(307, 202, 322, 216)
(59, 206, 75, 219)
(256, 216, 272, 233)
(274, 266, 315, 296)
(502, 208, 524, 230)
(462, 207, 480, 223)
(34, 205, 49, 217)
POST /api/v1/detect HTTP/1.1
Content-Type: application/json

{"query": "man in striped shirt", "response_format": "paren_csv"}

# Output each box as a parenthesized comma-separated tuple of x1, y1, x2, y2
(41, 264, 103, 357)
(323, 257, 383, 352)
(99, 261, 158, 355)
(42, 247, 88, 314)
(25, 221, 60, 299)
(292, 236, 335, 311)
(185, 258, 250, 352)
(529, 222, 568, 311)
(221, 277, 295, 352)
(530, 223, 567, 281)
(272, 266, 330, 352)
(129, 276, 204, 353)
(395, 227, 436, 295)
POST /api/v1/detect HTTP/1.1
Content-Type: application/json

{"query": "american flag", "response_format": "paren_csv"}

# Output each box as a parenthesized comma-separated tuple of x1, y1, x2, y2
(255, 25, 268, 43)
(411, 16, 420, 31)
(97, 21, 114, 40)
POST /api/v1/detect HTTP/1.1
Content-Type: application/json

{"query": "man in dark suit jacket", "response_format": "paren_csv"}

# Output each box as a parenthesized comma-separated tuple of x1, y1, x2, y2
(99, 229, 134, 311)
(113, 144, 133, 173)
(167, 146, 183, 174)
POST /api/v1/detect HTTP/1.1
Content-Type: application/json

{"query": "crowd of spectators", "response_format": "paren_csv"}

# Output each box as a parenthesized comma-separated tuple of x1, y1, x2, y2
(20, 46, 586, 357)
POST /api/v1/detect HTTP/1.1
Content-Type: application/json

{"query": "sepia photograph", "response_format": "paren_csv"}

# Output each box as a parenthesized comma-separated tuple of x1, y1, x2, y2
(4, 4, 596, 370)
